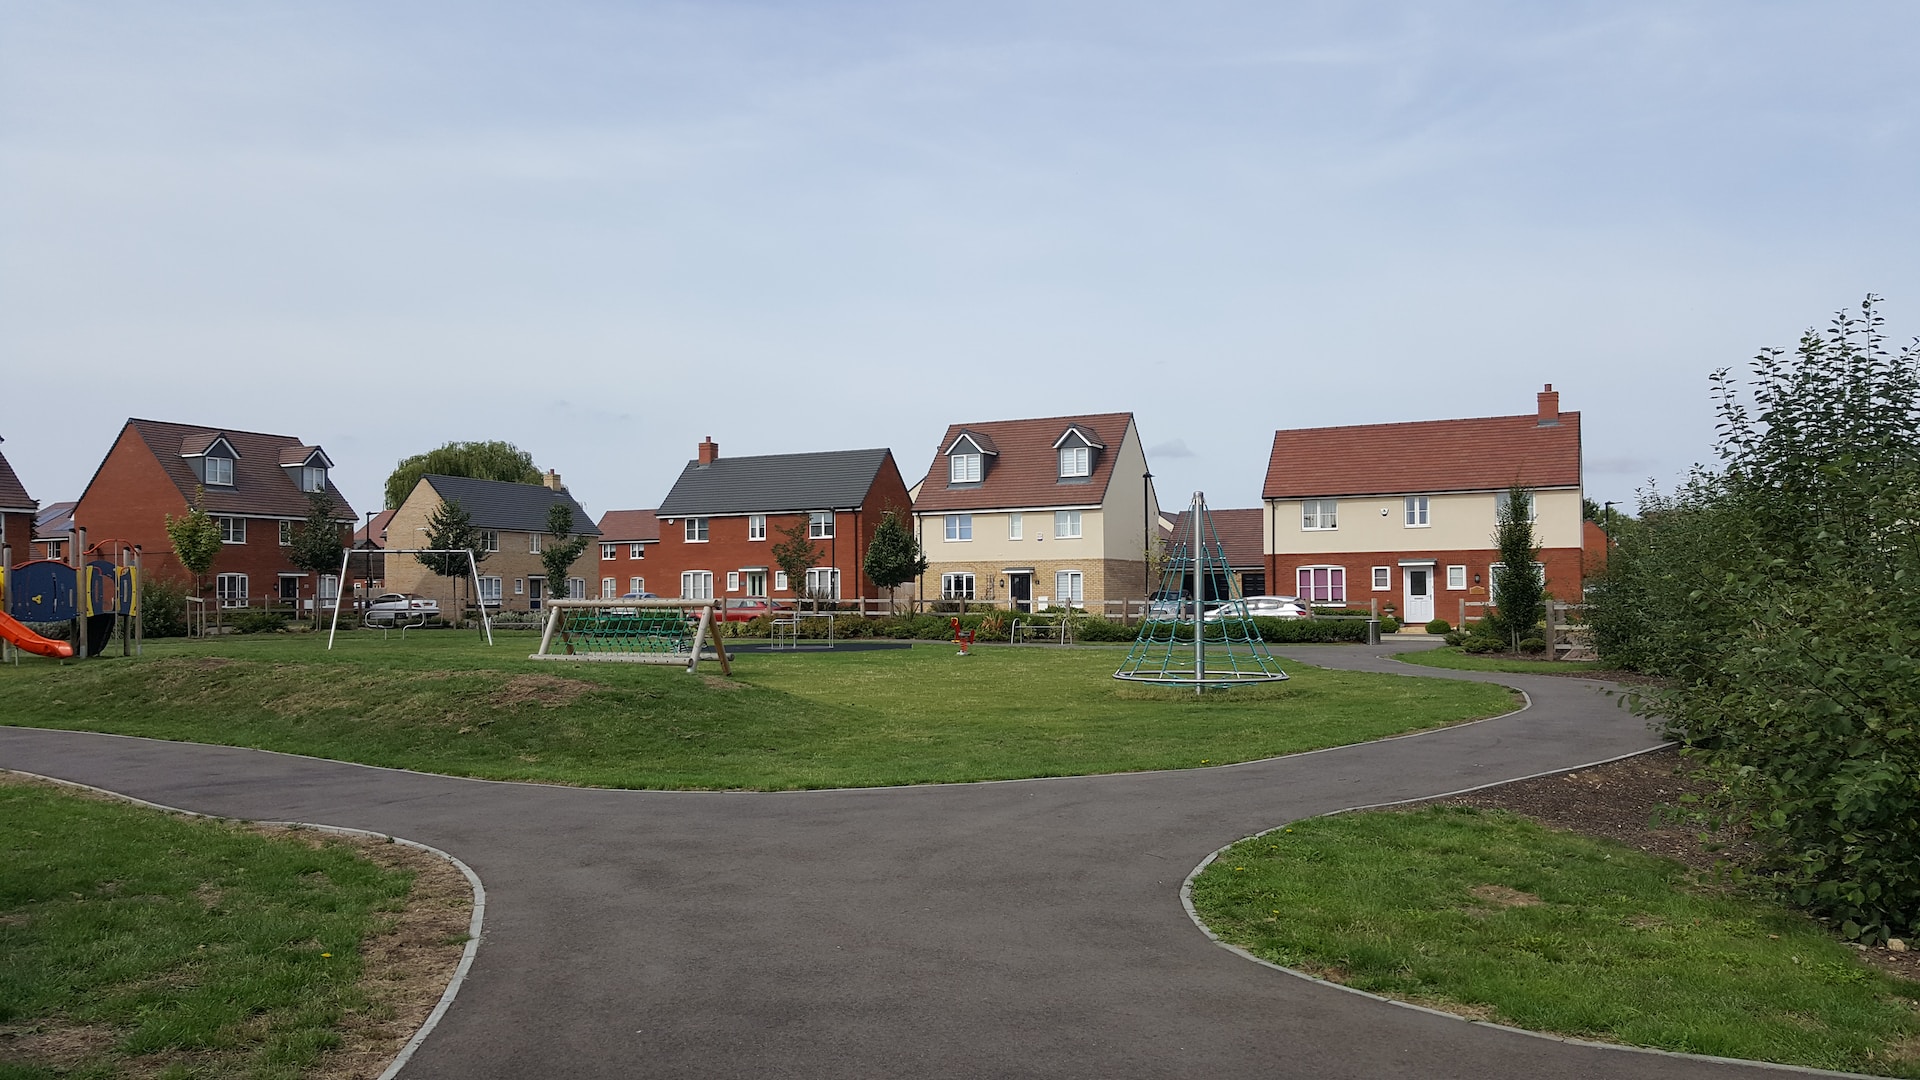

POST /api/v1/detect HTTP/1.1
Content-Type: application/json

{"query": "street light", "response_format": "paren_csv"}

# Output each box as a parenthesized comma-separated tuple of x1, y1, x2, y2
(1602, 501, 1617, 545)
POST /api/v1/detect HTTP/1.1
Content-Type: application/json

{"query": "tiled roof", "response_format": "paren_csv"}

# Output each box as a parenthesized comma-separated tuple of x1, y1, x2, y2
(914, 413, 1135, 513)
(1169, 507, 1264, 569)
(597, 509, 659, 542)
(656, 448, 895, 517)
(121, 419, 356, 520)
(0, 444, 34, 512)
(420, 475, 599, 536)
(279, 445, 330, 467)
(34, 501, 76, 536)
(1263, 411, 1581, 500)
(353, 509, 396, 549)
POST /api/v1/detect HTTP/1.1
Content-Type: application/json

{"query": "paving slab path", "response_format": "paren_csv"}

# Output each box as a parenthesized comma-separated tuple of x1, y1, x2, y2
(0, 642, 1821, 1079)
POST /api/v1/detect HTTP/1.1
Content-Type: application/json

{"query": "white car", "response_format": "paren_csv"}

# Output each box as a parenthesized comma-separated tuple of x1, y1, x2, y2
(1205, 595, 1311, 621)
(363, 592, 440, 626)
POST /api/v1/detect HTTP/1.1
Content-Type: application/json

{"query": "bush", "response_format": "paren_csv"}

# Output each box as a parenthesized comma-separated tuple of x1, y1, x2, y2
(1443, 630, 1468, 647)
(1073, 617, 1137, 642)
(228, 608, 288, 634)
(1461, 635, 1499, 654)
(1425, 619, 1451, 634)
(1380, 617, 1400, 634)
(1517, 636, 1547, 654)
(140, 577, 191, 638)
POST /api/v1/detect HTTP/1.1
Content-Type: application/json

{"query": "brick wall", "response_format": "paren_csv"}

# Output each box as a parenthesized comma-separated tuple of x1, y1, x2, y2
(916, 557, 1147, 610)
(2, 512, 31, 562)
(1266, 545, 1584, 615)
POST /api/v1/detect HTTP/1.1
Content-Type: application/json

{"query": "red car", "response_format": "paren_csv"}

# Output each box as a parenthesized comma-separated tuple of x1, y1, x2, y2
(709, 598, 792, 622)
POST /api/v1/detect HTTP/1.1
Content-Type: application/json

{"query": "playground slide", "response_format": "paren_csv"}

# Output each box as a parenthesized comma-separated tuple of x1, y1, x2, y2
(0, 610, 73, 659)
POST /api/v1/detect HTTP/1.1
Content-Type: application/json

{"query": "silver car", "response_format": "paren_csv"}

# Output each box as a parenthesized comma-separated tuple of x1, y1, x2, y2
(1205, 595, 1310, 621)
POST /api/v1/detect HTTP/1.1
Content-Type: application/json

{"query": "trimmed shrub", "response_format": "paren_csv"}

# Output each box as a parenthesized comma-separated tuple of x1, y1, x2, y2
(1518, 636, 1547, 654)
(140, 577, 191, 639)
(1425, 618, 1451, 635)
(228, 608, 288, 634)
(1443, 630, 1468, 647)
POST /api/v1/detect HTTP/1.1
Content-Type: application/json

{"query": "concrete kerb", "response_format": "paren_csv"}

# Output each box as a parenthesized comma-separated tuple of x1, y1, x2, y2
(1, 768, 487, 1080)
(1174, 743, 1888, 1080)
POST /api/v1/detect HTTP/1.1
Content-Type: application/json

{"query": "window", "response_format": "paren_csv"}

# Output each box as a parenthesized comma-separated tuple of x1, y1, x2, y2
(1059, 446, 1090, 478)
(568, 578, 585, 599)
(950, 454, 981, 483)
(805, 567, 841, 600)
(1008, 513, 1023, 540)
(630, 542, 645, 559)
(809, 512, 834, 539)
(1301, 500, 1338, 530)
(945, 514, 972, 541)
(774, 571, 789, 592)
(628, 576, 644, 594)
(726, 571, 740, 592)
(1054, 510, 1082, 539)
(1489, 562, 1547, 604)
(216, 573, 248, 608)
(1493, 491, 1536, 522)
(319, 575, 339, 603)
(279, 520, 293, 546)
(514, 577, 524, 594)
(218, 517, 245, 544)
(941, 572, 976, 600)
(205, 455, 234, 486)
(685, 517, 709, 542)
(529, 532, 542, 554)
(1054, 570, 1084, 607)
(1447, 565, 1467, 590)
(1372, 566, 1390, 590)
(682, 570, 713, 599)
(300, 466, 328, 493)
(601, 543, 617, 560)
(602, 576, 616, 597)
(1297, 566, 1346, 604)
(1404, 496, 1430, 527)
(479, 530, 499, 553)
(748, 515, 766, 541)
(481, 576, 503, 603)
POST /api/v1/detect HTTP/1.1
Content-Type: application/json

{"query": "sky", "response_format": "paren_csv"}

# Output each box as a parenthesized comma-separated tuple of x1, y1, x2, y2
(4, 1, 1917, 525)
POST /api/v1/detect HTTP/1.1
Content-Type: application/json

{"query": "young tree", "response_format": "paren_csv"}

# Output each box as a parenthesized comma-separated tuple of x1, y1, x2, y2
(861, 508, 926, 613)
(416, 498, 487, 618)
(1488, 482, 1544, 652)
(384, 441, 543, 509)
(771, 519, 822, 609)
(163, 487, 224, 635)
(286, 490, 346, 629)
(540, 503, 592, 602)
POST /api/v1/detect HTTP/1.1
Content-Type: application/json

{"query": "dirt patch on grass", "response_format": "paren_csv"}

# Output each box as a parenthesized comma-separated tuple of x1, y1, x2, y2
(490, 673, 593, 708)
(1468, 884, 1541, 909)
(0, 1023, 118, 1070)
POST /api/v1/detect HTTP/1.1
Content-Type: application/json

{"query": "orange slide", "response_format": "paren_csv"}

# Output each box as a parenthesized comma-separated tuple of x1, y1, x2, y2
(0, 610, 73, 659)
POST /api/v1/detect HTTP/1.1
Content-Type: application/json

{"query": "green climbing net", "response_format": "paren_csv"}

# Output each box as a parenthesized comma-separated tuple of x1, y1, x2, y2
(555, 605, 697, 660)
(1114, 495, 1287, 688)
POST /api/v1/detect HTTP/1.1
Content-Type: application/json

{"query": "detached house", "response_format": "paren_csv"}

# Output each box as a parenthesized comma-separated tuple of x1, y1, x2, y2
(384, 472, 599, 614)
(595, 509, 660, 598)
(1262, 385, 1583, 625)
(0, 438, 38, 559)
(651, 439, 913, 604)
(73, 419, 356, 610)
(913, 413, 1159, 612)
(33, 502, 77, 561)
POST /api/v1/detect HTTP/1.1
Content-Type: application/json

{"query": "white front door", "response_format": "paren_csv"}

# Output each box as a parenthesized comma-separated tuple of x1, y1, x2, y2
(1404, 566, 1434, 624)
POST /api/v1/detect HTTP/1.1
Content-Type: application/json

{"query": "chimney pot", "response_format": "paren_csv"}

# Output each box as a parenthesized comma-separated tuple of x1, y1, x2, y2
(698, 437, 719, 465)
(1537, 384, 1561, 426)
(543, 469, 564, 491)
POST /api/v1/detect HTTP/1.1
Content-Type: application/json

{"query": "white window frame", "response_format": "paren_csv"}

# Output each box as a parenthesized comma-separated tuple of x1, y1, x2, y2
(748, 515, 766, 541)
(568, 578, 585, 599)
(941, 572, 976, 600)
(685, 517, 709, 542)
(480, 576, 503, 603)
(1054, 510, 1082, 539)
(727, 571, 741, 592)
(775, 570, 789, 592)
(1301, 500, 1338, 531)
(809, 512, 834, 539)
(601, 543, 617, 560)
(1054, 570, 1084, 607)
(1372, 566, 1390, 591)
(1404, 495, 1430, 527)
(218, 516, 245, 545)
(319, 574, 339, 603)
(1059, 446, 1090, 478)
(216, 573, 248, 608)
(205, 455, 234, 487)
(950, 454, 982, 483)
(1489, 562, 1548, 603)
(630, 542, 645, 559)
(1493, 491, 1537, 522)
(479, 530, 499, 553)
(1297, 565, 1346, 604)
(301, 466, 327, 493)
(514, 577, 524, 594)
(529, 532, 543, 554)
(601, 576, 616, 597)
(682, 570, 714, 600)
(1008, 513, 1023, 540)
(804, 567, 841, 600)
(945, 514, 972, 542)
(629, 576, 644, 594)
(279, 520, 293, 546)
(1447, 565, 1467, 590)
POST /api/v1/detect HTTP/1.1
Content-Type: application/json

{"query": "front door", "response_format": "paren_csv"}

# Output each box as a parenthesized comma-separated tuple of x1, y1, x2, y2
(1404, 567, 1434, 624)
(1008, 572, 1032, 613)
(528, 577, 545, 611)
(744, 571, 767, 597)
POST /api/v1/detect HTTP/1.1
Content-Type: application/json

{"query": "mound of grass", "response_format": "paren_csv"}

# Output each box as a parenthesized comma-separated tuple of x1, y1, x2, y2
(0, 634, 1516, 790)
(1191, 806, 1920, 1076)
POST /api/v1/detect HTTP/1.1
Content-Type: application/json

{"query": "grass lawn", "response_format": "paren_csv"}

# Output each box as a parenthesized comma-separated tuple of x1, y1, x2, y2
(1396, 646, 1611, 675)
(0, 778, 426, 1080)
(0, 632, 1516, 790)
(1191, 806, 1920, 1076)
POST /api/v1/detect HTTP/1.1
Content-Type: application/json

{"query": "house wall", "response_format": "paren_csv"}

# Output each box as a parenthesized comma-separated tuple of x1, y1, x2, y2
(382, 482, 599, 614)
(650, 508, 879, 601)
(915, 555, 1146, 610)
(597, 540, 656, 597)
(1266, 546, 1584, 614)
(1262, 488, 1584, 555)
(2, 512, 32, 563)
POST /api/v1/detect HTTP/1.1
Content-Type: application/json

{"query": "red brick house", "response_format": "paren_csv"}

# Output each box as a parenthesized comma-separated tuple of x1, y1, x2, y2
(32, 502, 76, 561)
(1262, 386, 1583, 625)
(74, 419, 356, 610)
(651, 439, 912, 604)
(0, 439, 37, 561)
(595, 509, 660, 598)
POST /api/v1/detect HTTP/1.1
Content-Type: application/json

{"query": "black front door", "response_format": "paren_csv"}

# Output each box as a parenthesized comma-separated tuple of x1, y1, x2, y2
(1009, 573, 1032, 613)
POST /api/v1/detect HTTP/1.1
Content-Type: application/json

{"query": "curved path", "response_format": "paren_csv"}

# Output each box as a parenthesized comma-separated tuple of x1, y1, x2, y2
(0, 642, 1811, 1079)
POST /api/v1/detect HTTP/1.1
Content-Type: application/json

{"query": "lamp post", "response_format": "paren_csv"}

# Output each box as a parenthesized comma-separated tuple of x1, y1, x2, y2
(1602, 500, 1617, 545)
(1143, 469, 1154, 598)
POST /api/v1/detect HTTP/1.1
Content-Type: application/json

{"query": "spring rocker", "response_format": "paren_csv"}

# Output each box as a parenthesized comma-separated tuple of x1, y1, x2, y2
(951, 617, 974, 656)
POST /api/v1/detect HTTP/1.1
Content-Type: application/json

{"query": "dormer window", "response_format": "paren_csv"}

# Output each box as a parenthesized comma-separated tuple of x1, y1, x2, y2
(1059, 446, 1089, 478)
(205, 455, 234, 486)
(300, 467, 328, 493)
(950, 454, 981, 483)
(944, 430, 996, 485)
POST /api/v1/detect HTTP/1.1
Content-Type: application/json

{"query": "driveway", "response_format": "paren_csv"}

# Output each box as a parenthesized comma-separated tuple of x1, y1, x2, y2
(0, 642, 1804, 1078)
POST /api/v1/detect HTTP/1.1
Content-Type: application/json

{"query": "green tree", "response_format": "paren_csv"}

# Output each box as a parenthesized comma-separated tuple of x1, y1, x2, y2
(861, 508, 926, 613)
(1488, 483, 1544, 651)
(384, 441, 542, 509)
(163, 487, 224, 634)
(286, 491, 346, 629)
(771, 519, 822, 608)
(415, 498, 488, 618)
(540, 503, 592, 602)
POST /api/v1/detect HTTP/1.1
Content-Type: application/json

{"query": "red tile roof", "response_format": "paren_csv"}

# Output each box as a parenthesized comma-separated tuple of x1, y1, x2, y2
(354, 509, 396, 549)
(0, 443, 34, 512)
(1169, 507, 1264, 569)
(597, 509, 660, 543)
(119, 419, 356, 520)
(1263, 410, 1581, 500)
(914, 413, 1135, 512)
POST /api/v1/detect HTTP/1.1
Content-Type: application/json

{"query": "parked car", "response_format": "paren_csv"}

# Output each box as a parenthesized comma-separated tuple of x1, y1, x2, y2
(1206, 595, 1311, 621)
(1147, 590, 1194, 619)
(363, 592, 439, 626)
(711, 598, 791, 623)
(607, 591, 659, 615)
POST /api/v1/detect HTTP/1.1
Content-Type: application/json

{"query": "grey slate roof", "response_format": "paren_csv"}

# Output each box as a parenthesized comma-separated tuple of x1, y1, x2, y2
(655, 448, 894, 517)
(422, 475, 600, 536)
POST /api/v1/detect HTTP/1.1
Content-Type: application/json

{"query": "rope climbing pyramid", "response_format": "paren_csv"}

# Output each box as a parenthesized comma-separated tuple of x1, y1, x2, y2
(1114, 491, 1288, 691)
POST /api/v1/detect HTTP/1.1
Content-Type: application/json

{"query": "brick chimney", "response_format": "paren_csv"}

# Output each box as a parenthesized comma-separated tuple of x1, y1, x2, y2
(697, 436, 719, 465)
(1536, 384, 1561, 427)
(542, 469, 565, 491)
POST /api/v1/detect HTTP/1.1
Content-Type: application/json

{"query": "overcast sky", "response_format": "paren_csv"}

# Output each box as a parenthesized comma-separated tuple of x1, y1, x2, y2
(4, 1, 1916, 525)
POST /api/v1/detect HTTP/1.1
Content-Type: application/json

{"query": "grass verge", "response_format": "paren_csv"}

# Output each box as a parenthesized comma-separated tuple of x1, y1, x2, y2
(0, 776, 455, 1080)
(1190, 806, 1920, 1076)
(0, 633, 1516, 790)
(1395, 646, 1610, 675)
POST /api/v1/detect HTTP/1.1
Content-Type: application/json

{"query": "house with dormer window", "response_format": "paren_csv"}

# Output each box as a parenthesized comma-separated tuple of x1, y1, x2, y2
(912, 413, 1159, 612)
(72, 418, 357, 610)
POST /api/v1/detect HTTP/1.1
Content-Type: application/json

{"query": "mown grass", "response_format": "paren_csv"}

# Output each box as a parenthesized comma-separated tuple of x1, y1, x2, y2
(1191, 806, 1920, 1076)
(1396, 646, 1610, 675)
(0, 633, 1516, 790)
(0, 779, 415, 1080)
